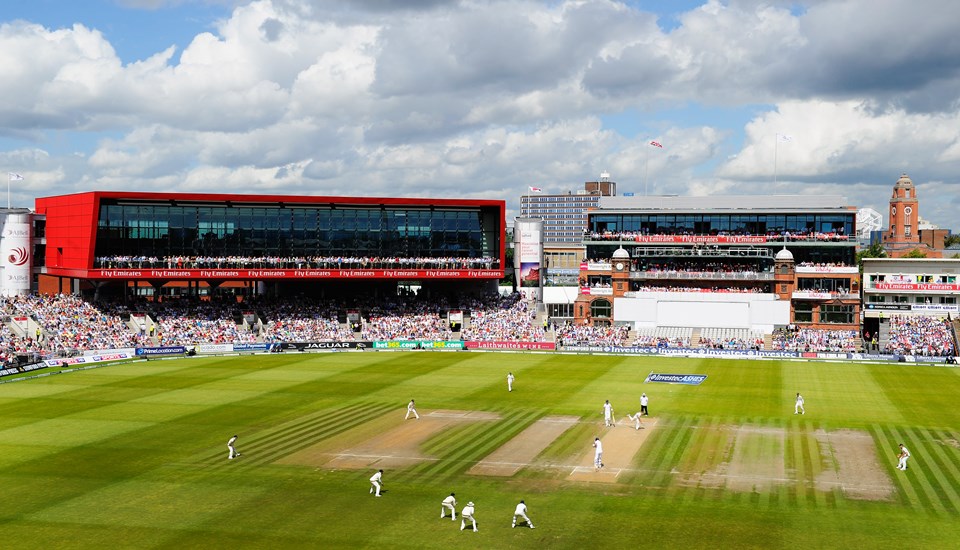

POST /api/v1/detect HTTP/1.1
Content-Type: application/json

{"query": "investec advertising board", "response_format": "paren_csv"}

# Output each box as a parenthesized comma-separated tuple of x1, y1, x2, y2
(645, 373, 708, 385)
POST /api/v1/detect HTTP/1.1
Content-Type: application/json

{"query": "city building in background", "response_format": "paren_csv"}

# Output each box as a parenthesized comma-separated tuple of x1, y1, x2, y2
(519, 173, 615, 245)
(521, 173, 619, 319)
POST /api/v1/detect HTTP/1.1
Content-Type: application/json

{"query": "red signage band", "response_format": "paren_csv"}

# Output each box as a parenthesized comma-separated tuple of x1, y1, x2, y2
(49, 268, 505, 280)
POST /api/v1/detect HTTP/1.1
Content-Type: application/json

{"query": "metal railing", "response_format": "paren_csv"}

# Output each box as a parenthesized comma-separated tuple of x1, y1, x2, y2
(633, 271, 774, 281)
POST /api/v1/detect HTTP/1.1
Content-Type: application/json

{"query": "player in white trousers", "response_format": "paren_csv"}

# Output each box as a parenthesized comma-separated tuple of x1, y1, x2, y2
(627, 411, 645, 430)
(593, 437, 604, 470)
(512, 499, 535, 528)
(441, 493, 457, 520)
(227, 434, 240, 459)
(405, 399, 420, 420)
(795, 393, 805, 415)
(369, 469, 383, 496)
(507, 372, 515, 392)
(460, 501, 478, 532)
(897, 444, 911, 470)
(603, 400, 616, 427)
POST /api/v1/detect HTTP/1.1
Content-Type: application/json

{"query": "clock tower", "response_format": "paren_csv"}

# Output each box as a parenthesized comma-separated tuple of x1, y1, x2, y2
(883, 173, 919, 245)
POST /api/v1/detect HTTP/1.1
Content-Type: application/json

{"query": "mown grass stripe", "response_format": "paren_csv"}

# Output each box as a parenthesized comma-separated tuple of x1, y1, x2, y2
(672, 415, 720, 505)
(185, 401, 393, 467)
(917, 428, 960, 516)
(896, 426, 951, 517)
(244, 402, 391, 451)
(786, 421, 803, 510)
(804, 419, 828, 509)
(869, 424, 906, 506)
(648, 415, 694, 491)
(878, 425, 923, 510)
(411, 410, 540, 481)
(236, 402, 396, 467)
(757, 418, 782, 509)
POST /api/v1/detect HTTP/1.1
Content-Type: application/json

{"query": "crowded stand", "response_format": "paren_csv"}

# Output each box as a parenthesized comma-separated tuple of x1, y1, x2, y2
(630, 284, 767, 293)
(461, 294, 544, 342)
(95, 255, 500, 270)
(149, 298, 259, 346)
(260, 299, 354, 342)
(637, 260, 765, 276)
(2, 294, 153, 358)
(5, 285, 957, 372)
(697, 328, 764, 350)
(796, 262, 855, 268)
(360, 300, 455, 341)
(556, 324, 630, 346)
(632, 327, 691, 348)
(0, 321, 42, 368)
(884, 315, 955, 357)
(587, 229, 851, 242)
(772, 327, 858, 352)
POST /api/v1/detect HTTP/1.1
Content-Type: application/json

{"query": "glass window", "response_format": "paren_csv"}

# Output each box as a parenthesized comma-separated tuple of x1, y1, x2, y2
(590, 298, 612, 319)
(93, 201, 500, 264)
(821, 304, 854, 324)
(794, 302, 814, 323)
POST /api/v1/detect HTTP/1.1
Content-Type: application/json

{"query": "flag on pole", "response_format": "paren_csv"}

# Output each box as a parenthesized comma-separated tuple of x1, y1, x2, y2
(8, 173, 23, 181)
(649, 140, 663, 148)
(777, 134, 793, 143)
(528, 186, 543, 193)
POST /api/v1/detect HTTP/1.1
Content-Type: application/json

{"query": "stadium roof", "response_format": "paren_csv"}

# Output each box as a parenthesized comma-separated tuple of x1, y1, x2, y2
(598, 195, 853, 213)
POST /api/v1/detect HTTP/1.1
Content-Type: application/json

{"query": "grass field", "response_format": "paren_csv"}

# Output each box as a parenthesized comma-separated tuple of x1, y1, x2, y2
(2, 351, 960, 549)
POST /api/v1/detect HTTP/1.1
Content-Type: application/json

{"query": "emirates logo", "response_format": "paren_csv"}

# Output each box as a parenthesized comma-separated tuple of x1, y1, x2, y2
(8, 247, 29, 266)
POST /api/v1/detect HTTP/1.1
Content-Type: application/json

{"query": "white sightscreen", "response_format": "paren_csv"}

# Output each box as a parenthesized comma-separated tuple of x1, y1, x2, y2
(657, 301, 750, 328)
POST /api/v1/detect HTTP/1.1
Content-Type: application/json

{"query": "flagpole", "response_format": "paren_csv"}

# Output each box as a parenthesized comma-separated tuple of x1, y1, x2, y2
(644, 145, 649, 196)
(773, 135, 779, 185)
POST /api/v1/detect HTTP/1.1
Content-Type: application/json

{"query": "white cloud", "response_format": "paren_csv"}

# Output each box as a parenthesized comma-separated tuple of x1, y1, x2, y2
(2, 0, 960, 228)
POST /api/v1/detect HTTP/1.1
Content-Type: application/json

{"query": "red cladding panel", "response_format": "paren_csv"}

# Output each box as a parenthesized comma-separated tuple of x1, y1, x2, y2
(36, 191, 506, 274)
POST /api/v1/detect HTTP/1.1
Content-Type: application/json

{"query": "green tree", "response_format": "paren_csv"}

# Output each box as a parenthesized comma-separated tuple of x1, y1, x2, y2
(904, 248, 928, 258)
(856, 242, 886, 264)
(857, 242, 886, 278)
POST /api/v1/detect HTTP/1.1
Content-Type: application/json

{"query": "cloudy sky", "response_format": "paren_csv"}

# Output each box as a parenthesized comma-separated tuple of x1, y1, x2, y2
(2, 0, 959, 231)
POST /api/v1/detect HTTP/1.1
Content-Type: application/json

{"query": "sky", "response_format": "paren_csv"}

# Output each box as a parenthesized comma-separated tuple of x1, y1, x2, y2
(2, 0, 960, 232)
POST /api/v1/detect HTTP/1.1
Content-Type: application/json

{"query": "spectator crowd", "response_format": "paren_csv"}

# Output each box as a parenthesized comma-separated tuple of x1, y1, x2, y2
(95, 255, 500, 270)
(3, 292, 956, 370)
(884, 315, 955, 357)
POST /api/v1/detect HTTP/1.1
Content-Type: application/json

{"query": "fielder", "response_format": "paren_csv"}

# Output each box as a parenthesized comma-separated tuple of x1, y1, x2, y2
(603, 400, 616, 427)
(441, 492, 457, 520)
(897, 443, 911, 470)
(460, 501, 478, 532)
(369, 469, 383, 496)
(405, 399, 420, 420)
(507, 372, 515, 392)
(627, 411, 645, 430)
(512, 499, 535, 529)
(795, 392, 805, 415)
(227, 434, 240, 459)
(593, 437, 604, 470)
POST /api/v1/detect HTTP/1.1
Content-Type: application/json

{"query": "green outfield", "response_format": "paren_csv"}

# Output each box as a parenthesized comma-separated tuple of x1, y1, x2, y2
(2, 351, 960, 549)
